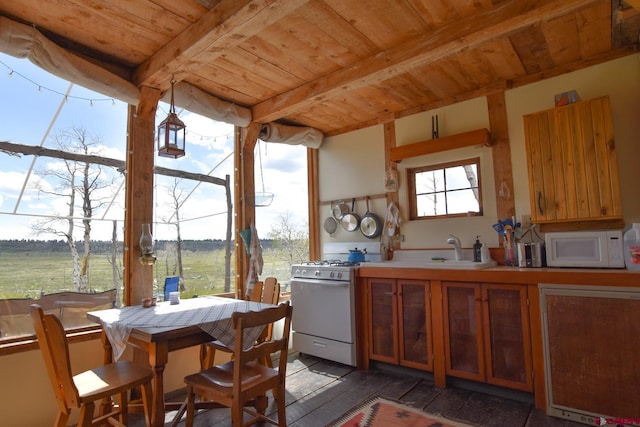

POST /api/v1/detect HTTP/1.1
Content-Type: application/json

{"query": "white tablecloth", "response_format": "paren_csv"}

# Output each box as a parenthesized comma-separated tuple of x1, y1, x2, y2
(90, 296, 270, 360)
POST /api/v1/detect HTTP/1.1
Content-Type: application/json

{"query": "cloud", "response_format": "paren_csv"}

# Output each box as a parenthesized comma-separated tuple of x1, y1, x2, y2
(0, 171, 29, 191)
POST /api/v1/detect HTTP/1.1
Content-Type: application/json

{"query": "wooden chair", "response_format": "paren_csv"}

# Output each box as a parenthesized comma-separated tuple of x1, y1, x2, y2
(200, 277, 280, 370)
(184, 301, 293, 427)
(30, 304, 153, 427)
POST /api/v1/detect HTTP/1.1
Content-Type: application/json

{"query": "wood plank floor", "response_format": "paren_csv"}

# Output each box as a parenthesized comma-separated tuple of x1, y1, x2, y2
(134, 352, 586, 427)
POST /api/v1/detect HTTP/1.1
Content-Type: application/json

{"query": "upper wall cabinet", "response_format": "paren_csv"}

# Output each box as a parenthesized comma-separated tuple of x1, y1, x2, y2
(523, 96, 623, 230)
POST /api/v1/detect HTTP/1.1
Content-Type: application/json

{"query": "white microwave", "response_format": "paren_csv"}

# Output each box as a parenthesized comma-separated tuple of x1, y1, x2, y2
(545, 230, 625, 268)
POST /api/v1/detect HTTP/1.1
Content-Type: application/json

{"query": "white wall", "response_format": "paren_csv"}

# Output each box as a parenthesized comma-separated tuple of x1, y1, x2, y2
(0, 339, 200, 426)
(319, 54, 640, 252)
(320, 125, 388, 244)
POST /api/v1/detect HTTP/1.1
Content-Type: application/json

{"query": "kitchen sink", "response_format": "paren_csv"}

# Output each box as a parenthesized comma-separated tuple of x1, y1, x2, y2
(363, 259, 497, 270)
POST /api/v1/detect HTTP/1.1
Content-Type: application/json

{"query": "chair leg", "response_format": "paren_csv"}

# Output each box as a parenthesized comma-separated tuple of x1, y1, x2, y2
(119, 391, 129, 425)
(141, 381, 153, 427)
(185, 386, 195, 427)
(254, 394, 268, 415)
(262, 355, 279, 400)
(200, 344, 216, 370)
(199, 344, 208, 370)
(78, 402, 95, 427)
(232, 397, 244, 427)
(276, 385, 287, 427)
(263, 354, 274, 369)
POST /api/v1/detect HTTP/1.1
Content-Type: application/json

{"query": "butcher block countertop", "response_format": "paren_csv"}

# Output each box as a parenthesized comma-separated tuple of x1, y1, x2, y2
(357, 264, 640, 287)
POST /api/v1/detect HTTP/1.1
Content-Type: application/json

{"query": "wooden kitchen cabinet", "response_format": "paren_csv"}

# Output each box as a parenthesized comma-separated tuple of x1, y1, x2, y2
(367, 278, 432, 371)
(523, 96, 623, 228)
(442, 282, 533, 392)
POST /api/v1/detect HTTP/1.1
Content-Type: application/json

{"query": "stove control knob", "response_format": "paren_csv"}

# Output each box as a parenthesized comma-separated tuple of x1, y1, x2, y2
(337, 272, 342, 279)
(301, 269, 307, 275)
(314, 270, 321, 277)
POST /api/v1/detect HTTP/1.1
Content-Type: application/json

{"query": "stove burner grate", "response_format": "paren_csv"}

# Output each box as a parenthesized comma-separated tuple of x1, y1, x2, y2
(302, 260, 360, 267)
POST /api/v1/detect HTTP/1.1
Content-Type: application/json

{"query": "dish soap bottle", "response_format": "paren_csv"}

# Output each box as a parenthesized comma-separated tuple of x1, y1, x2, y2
(473, 236, 482, 262)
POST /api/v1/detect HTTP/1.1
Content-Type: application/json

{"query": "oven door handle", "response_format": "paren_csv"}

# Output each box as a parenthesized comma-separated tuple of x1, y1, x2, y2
(291, 278, 349, 288)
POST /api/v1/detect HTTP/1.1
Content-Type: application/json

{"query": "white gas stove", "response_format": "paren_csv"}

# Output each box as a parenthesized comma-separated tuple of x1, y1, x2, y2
(290, 242, 381, 366)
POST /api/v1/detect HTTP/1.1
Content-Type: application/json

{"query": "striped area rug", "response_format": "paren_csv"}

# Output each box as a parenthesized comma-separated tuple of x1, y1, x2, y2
(326, 395, 474, 427)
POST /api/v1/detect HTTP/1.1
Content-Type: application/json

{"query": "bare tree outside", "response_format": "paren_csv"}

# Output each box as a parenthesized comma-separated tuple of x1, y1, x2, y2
(463, 165, 479, 202)
(31, 127, 114, 292)
(109, 220, 122, 305)
(266, 211, 309, 268)
(160, 178, 186, 290)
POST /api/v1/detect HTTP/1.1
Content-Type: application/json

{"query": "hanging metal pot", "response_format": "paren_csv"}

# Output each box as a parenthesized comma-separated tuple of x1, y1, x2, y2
(341, 198, 360, 232)
(323, 205, 338, 235)
(332, 200, 349, 220)
(360, 197, 382, 239)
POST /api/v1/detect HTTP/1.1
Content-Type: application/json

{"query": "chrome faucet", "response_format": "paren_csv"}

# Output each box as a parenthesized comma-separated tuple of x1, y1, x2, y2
(447, 234, 463, 261)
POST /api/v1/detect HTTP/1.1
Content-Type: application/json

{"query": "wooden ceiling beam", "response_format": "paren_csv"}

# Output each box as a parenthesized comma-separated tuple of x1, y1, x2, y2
(251, 0, 599, 123)
(133, 0, 310, 90)
(324, 44, 635, 138)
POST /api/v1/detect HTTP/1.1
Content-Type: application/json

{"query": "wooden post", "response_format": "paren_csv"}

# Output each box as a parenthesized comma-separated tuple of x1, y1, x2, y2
(308, 147, 320, 260)
(383, 119, 401, 257)
(234, 122, 260, 298)
(124, 86, 161, 306)
(487, 91, 516, 221)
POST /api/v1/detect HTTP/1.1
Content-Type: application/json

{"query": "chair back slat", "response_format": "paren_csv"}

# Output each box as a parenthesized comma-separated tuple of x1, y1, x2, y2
(262, 277, 280, 304)
(258, 277, 281, 343)
(248, 281, 264, 302)
(30, 304, 80, 412)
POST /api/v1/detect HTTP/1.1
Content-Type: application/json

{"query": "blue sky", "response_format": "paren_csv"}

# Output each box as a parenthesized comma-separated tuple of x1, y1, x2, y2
(0, 53, 308, 241)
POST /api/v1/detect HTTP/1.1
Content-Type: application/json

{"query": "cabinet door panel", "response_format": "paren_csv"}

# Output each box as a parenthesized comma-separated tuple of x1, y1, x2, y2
(524, 96, 622, 226)
(525, 110, 560, 221)
(368, 279, 397, 362)
(443, 283, 483, 381)
(483, 284, 533, 391)
(557, 104, 588, 219)
(589, 96, 621, 217)
(398, 280, 432, 370)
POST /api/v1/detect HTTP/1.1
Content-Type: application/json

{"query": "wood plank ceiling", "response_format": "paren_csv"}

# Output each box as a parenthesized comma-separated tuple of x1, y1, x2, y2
(1, 0, 639, 137)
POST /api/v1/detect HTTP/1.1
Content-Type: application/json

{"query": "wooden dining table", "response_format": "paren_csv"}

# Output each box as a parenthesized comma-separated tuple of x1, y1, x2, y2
(87, 295, 271, 427)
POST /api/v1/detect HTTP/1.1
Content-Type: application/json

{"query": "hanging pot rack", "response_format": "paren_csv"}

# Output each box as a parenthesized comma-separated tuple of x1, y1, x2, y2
(320, 193, 387, 206)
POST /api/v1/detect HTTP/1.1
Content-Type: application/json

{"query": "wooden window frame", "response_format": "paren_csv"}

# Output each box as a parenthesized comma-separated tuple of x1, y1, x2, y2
(407, 157, 483, 220)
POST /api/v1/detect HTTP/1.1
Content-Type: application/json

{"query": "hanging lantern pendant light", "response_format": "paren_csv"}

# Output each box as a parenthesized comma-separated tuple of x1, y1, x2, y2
(157, 79, 186, 158)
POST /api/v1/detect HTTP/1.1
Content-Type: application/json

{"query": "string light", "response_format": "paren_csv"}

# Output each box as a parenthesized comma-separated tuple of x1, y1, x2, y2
(185, 129, 233, 144)
(1, 59, 116, 106)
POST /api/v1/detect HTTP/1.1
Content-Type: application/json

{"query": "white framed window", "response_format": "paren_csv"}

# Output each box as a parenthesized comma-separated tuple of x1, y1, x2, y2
(407, 157, 482, 220)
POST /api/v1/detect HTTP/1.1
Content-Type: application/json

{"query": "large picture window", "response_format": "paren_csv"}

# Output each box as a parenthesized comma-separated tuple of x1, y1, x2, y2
(407, 157, 482, 220)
